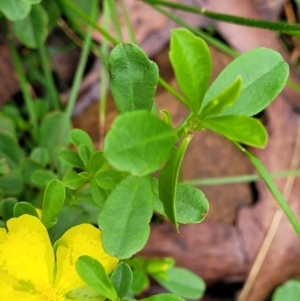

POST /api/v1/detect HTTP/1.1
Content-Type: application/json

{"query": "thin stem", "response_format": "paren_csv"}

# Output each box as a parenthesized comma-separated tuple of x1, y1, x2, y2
(151, 3, 300, 95)
(99, 0, 111, 149)
(184, 169, 300, 186)
(286, 79, 300, 93)
(142, 0, 300, 35)
(64, 3, 97, 119)
(59, 0, 118, 46)
(158, 77, 189, 107)
(152, 4, 239, 58)
(235, 143, 300, 237)
(38, 43, 61, 110)
(7, 30, 38, 131)
(107, 0, 123, 41)
(237, 119, 300, 301)
(120, 0, 137, 44)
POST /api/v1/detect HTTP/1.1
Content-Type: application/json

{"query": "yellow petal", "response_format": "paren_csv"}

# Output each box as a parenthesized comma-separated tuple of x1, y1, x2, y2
(0, 276, 43, 301)
(54, 224, 118, 294)
(0, 215, 54, 291)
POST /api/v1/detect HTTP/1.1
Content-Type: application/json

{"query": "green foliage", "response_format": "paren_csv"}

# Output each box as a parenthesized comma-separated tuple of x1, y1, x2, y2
(201, 47, 289, 116)
(0, 198, 18, 222)
(110, 263, 133, 299)
(141, 294, 185, 301)
(38, 111, 72, 160)
(152, 267, 206, 300)
(0, 132, 22, 169)
(76, 255, 118, 301)
(199, 76, 242, 118)
(70, 129, 95, 154)
(0, 2, 293, 298)
(127, 257, 204, 299)
(170, 28, 212, 111)
(0, 0, 31, 21)
(158, 135, 192, 229)
(201, 115, 267, 148)
(98, 175, 153, 259)
(272, 280, 300, 301)
(154, 181, 209, 224)
(42, 179, 65, 228)
(13, 202, 39, 218)
(104, 111, 178, 176)
(109, 43, 159, 113)
(13, 4, 48, 48)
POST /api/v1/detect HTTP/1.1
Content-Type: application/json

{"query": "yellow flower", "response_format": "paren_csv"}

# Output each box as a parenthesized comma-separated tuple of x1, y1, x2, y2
(0, 214, 119, 301)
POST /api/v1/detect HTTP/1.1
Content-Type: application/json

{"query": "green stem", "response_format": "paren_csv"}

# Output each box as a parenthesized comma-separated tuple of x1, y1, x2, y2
(152, 4, 239, 58)
(64, 3, 97, 119)
(7, 30, 38, 131)
(184, 169, 300, 186)
(286, 79, 300, 93)
(158, 77, 189, 107)
(59, 0, 118, 45)
(150, 3, 300, 96)
(120, 0, 137, 44)
(99, 0, 111, 148)
(236, 143, 300, 237)
(38, 43, 61, 110)
(142, 0, 300, 35)
(107, 0, 123, 41)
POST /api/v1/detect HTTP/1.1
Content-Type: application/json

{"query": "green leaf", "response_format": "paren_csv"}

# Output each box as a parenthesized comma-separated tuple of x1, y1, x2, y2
(199, 76, 242, 118)
(130, 269, 150, 295)
(30, 147, 49, 167)
(30, 169, 57, 187)
(90, 179, 108, 208)
(146, 258, 175, 275)
(0, 0, 31, 21)
(104, 111, 178, 176)
(201, 115, 268, 148)
(76, 255, 118, 301)
(110, 263, 133, 299)
(160, 110, 173, 126)
(141, 294, 185, 301)
(48, 205, 91, 244)
(108, 43, 159, 113)
(66, 285, 105, 301)
(78, 144, 91, 166)
(42, 179, 65, 228)
(158, 135, 192, 230)
(154, 182, 209, 224)
(59, 148, 85, 170)
(60, 0, 98, 29)
(63, 170, 89, 190)
(152, 267, 205, 300)
(0, 131, 23, 169)
(98, 175, 153, 259)
(0, 159, 9, 176)
(21, 159, 43, 185)
(13, 202, 39, 218)
(0, 198, 18, 222)
(0, 113, 16, 137)
(272, 280, 300, 301)
(95, 170, 127, 190)
(13, 4, 48, 48)
(0, 171, 23, 197)
(201, 48, 289, 116)
(21, 0, 41, 4)
(87, 151, 109, 176)
(170, 28, 212, 112)
(39, 111, 72, 160)
(42, 0, 61, 31)
(70, 129, 94, 154)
